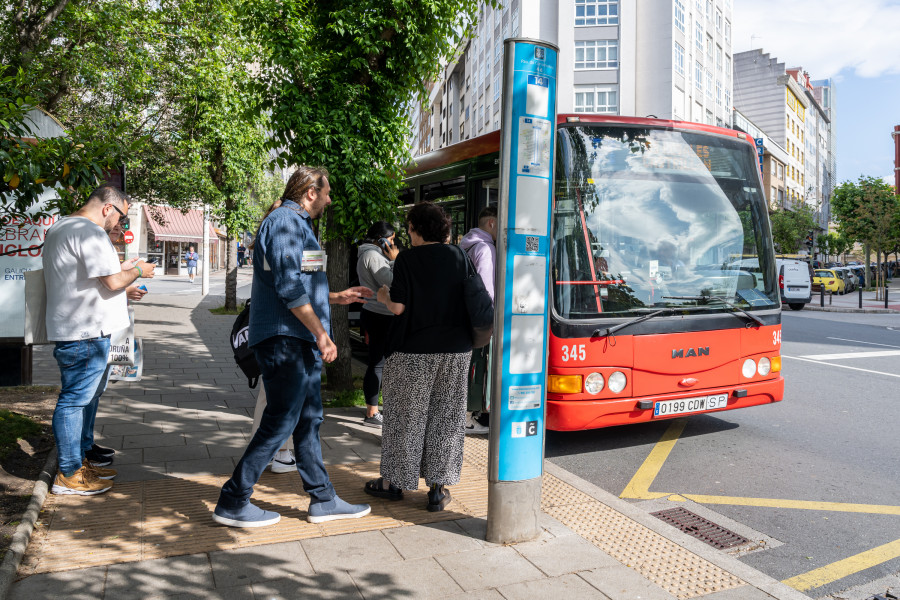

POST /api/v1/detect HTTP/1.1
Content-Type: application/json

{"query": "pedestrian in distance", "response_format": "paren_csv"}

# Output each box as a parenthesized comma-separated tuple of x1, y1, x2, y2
(237, 244, 245, 268)
(185, 245, 199, 283)
(43, 185, 156, 495)
(356, 221, 400, 428)
(364, 202, 475, 512)
(459, 206, 497, 435)
(212, 165, 374, 528)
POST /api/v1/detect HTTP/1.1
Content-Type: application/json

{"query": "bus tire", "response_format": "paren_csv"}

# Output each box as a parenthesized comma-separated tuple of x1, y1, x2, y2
(788, 303, 804, 311)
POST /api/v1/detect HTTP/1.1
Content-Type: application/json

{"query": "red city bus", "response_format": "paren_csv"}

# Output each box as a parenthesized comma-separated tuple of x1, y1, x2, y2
(402, 115, 783, 431)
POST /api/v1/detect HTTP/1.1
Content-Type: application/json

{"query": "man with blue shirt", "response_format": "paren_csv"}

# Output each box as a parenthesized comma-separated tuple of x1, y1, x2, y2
(213, 166, 374, 527)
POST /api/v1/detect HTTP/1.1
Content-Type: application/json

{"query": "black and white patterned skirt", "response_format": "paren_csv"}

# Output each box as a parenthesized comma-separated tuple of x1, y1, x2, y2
(379, 351, 472, 490)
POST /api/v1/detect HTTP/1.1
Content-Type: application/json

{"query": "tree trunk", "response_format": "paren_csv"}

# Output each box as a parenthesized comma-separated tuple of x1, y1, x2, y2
(323, 211, 353, 392)
(225, 234, 239, 311)
(864, 244, 870, 288)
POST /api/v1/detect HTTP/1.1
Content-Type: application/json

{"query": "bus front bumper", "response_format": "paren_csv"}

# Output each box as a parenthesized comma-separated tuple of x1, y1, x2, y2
(545, 376, 784, 432)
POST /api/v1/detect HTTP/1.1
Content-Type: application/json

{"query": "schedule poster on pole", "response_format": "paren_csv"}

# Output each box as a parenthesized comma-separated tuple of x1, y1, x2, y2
(494, 41, 558, 482)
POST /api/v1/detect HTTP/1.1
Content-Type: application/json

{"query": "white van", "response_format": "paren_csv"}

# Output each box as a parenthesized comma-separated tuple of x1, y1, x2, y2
(777, 259, 813, 310)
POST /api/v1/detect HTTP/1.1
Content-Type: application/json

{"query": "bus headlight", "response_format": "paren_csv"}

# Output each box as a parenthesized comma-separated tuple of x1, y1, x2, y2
(548, 374, 582, 394)
(757, 357, 771, 376)
(608, 371, 627, 393)
(584, 372, 604, 394)
(742, 359, 757, 378)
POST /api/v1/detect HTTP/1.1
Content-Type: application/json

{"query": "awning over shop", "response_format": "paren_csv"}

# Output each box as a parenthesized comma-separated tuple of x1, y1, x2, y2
(144, 206, 217, 243)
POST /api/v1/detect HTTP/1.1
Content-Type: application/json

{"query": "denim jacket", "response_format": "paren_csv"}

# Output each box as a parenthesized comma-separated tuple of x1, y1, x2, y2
(248, 200, 330, 347)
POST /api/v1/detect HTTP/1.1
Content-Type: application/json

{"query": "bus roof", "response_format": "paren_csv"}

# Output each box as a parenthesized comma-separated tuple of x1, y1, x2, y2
(405, 114, 756, 177)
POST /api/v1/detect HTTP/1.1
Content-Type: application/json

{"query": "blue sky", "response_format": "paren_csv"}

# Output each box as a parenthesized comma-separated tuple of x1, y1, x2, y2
(734, 0, 900, 185)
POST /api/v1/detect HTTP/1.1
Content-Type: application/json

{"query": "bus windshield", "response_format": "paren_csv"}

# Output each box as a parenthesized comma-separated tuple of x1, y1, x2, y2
(553, 125, 779, 320)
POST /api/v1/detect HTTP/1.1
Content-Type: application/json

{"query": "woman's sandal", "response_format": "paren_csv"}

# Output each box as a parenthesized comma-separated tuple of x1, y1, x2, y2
(364, 477, 404, 501)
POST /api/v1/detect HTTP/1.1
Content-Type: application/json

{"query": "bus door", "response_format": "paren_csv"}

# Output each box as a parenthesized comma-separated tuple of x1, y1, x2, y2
(422, 176, 467, 244)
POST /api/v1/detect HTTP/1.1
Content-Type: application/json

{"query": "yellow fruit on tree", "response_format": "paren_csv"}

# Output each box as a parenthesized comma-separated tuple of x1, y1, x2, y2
(62, 163, 70, 177)
(8, 174, 20, 189)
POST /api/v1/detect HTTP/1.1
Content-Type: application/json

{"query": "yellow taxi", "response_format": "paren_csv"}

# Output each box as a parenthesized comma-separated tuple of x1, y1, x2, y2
(814, 269, 845, 294)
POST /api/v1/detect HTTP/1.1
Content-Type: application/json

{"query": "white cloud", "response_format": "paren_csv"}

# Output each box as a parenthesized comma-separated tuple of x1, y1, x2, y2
(734, 0, 900, 78)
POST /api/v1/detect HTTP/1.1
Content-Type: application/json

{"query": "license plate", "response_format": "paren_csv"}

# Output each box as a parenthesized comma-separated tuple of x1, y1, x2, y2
(654, 394, 728, 417)
(788, 287, 802, 292)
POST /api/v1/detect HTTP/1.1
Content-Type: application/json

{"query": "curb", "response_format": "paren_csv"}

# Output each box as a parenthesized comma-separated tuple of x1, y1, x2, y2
(801, 305, 900, 314)
(543, 462, 812, 600)
(0, 448, 57, 600)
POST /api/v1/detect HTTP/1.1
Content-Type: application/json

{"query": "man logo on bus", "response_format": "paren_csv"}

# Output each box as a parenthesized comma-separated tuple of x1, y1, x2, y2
(672, 347, 710, 358)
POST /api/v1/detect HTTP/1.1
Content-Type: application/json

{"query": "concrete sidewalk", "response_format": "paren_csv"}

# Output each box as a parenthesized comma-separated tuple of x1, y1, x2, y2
(801, 279, 900, 313)
(11, 283, 812, 600)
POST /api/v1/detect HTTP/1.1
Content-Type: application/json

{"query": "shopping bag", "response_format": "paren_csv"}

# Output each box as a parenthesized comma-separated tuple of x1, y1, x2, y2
(108, 307, 136, 365)
(24, 269, 50, 345)
(109, 338, 143, 381)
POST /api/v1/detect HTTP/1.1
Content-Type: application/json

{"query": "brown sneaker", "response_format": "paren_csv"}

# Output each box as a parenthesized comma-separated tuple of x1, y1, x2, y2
(83, 458, 117, 480)
(51, 466, 113, 495)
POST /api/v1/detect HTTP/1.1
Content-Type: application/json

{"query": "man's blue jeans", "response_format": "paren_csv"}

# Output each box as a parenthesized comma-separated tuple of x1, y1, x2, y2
(218, 336, 335, 509)
(53, 337, 111, 475)
(82, 365, 111, 455)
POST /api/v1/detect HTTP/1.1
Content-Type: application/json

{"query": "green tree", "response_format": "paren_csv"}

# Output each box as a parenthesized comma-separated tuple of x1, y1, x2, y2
(832, 176, 900, 294)
(768, 203, 817, 255)
(818, 231, 851, 263)
(244, 0, 489, 390)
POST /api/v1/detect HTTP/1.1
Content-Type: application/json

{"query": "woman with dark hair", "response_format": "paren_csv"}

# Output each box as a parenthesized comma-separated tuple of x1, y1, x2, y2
(356, 221, 399, 427)
(363, 202, 475, 511)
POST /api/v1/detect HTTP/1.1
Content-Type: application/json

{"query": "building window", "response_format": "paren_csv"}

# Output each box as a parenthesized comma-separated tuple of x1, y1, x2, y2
(724, 20, 731, 43)
(706, 0, 712, 20)
(716, 46, 722, 71)
(574, 40, 619, 70)
(674, 42, 685, 75)
(575, 0, 619, 26)
(695, 61, 703, 90)
(695, 22, 703, 51)
(724, 88, 731, 108)
(674, 0, 685, 32)
(706, 69, 713, 98)
(725, 54, 731, 76)
(716, 80, 722, 105)
(574, 86, 619, 114)
(716, 9, 722, 31)
(512, 7, 519, 35)
(706, 35, 714, 59)
(705, 109, 713, 125)
(495, 36, 502, 63)
(494, 75, 501, 101)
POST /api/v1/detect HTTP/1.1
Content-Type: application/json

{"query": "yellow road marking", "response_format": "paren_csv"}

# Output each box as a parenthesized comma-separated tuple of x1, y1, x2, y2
(680, 494, 900, 516)
(620, 418, 686, 499)
(782, 538, 900, 591)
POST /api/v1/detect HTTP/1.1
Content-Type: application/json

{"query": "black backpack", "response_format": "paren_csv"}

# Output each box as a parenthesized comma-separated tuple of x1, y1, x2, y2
(231, 300, 260, 388)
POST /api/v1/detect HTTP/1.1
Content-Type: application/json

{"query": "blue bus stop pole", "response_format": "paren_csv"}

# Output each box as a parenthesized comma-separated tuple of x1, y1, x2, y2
(486, 38, 559, 544)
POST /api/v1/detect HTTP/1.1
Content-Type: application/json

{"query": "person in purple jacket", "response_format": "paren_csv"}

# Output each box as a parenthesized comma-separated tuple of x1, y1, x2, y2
(459, 206, 497, 434)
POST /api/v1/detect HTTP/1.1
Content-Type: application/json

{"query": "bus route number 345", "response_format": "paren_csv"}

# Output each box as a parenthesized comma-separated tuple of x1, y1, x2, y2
(561, 344, 586, 362)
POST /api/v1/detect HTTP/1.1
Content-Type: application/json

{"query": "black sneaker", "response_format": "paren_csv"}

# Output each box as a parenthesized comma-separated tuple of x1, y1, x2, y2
(91, 444, 116, 457)
(426, 484, 452, 512)
(84, 448, 113, 466)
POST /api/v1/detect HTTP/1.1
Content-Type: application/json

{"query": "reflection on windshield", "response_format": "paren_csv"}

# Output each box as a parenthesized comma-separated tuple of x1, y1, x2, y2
(553, 126, 778, 320)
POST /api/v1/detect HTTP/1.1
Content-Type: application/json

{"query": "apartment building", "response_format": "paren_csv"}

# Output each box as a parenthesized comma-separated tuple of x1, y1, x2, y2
(733, 108, 789, 210)
(411, 0, 735, 156)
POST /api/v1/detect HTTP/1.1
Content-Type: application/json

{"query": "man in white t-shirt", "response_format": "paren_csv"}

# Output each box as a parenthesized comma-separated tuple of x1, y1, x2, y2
(43, 185, 156, 496)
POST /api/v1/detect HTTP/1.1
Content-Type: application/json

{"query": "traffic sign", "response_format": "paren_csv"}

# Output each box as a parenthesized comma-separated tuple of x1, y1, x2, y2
(123, 231, 134, 244)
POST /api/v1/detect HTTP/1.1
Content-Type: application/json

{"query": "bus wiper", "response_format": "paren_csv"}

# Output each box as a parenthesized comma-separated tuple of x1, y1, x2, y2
(663, 295, 765, 327)
(592, 309, 673, 338)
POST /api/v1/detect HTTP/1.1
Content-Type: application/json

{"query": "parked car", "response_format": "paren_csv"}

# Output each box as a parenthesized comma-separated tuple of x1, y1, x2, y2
(814, 269, 845, 294)
(777, 259, 813, 310)
(835, 267, 856, 293)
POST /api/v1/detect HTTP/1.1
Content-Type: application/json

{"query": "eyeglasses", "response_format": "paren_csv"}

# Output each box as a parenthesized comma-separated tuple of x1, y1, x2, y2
(107, 203, 128, 225)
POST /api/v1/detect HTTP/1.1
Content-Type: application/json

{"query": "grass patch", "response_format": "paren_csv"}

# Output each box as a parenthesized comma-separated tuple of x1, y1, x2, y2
(209, 303, 246, 315)
(0, 410, 42, 460)
(322, 375, 381, 408)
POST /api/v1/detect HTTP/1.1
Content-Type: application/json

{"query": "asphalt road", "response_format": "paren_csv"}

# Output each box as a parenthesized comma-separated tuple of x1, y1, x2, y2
(133, 268, 254, 300)
(546, 309, 900, 600)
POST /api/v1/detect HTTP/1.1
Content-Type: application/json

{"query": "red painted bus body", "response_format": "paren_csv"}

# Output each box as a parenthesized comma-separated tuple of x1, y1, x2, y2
(404, 114, 784, 431)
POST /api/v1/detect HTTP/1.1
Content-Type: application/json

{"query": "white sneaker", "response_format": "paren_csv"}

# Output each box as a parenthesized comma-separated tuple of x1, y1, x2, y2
(464, 413, 489, 435)
(270, 449, 296, 474)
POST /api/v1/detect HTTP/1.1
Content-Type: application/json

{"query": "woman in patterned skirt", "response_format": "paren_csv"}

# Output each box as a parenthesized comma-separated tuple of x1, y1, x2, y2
(363, 202, 474, 511)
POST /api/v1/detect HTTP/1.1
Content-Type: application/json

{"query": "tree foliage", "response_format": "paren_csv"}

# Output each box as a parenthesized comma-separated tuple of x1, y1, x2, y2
(768, 203, 817, 255)
(244, 0, 489, 389)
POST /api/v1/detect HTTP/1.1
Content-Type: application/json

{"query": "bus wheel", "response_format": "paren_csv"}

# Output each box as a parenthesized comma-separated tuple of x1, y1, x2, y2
(788, 303, 804, 311)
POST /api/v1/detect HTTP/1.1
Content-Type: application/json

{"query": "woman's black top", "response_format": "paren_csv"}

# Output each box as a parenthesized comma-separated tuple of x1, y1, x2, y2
(387, 243, 472, 355)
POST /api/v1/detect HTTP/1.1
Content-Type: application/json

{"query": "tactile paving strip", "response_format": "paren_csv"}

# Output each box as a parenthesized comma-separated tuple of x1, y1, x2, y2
(23, 438, 749, 599)
(543, 476, 745, 599)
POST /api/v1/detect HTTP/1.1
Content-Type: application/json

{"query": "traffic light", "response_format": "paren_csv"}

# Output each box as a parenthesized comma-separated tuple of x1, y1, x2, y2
(804, 233, 813, 248)
(122, 218, 130, 231)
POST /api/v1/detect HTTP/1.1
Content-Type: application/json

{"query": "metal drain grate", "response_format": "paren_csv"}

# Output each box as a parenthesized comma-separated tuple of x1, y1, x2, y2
(650, 507, 750, 550)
